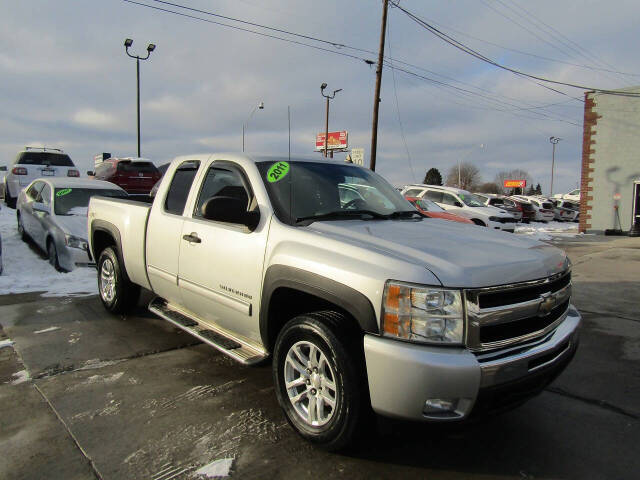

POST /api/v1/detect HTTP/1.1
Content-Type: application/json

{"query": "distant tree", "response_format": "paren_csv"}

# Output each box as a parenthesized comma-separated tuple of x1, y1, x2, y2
(423, 168, 443, 185)
(476, 182, 501, 194)
(445, 162, 481, 191)
(526, 184, 536, 195)
(535, 183, 542, 195)
(494, 169, 533, 194)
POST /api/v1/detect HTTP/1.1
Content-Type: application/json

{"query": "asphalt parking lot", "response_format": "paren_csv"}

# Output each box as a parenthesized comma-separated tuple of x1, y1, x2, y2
(1, 235, 639, 480)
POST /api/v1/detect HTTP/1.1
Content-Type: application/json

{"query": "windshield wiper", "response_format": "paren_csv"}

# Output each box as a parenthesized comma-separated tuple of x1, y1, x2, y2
(296, 210, 388, 224)
(385, 210, 423, 219)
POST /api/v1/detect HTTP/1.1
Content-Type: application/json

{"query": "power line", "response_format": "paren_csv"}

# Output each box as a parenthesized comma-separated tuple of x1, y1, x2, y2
(391, 1, 640, 97)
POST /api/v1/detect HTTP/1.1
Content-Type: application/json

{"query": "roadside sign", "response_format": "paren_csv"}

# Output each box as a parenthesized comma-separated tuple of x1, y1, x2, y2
(351, 148, 364, 166)
(504, 179, 526, 188)
(316, 131, 348, 151)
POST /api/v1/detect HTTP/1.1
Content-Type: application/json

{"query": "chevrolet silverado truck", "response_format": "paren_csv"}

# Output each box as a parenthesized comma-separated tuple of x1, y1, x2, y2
(88, 154, 581, 450)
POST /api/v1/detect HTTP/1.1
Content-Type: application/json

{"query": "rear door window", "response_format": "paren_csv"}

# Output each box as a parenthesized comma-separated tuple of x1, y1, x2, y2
(403, 188, 424, 197)
(26, 181, 44, 201)
(424, 190, 443, 203)
(37, 184, 52, 205)
(441, 193, 459, 206)
(164, 161, 201, 215)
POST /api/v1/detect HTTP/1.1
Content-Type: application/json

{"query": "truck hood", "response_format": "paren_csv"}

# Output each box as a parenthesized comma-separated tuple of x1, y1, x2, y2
(309, 219, 569, 288)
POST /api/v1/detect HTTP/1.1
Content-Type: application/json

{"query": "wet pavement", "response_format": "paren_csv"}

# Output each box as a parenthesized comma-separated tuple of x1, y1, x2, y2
(1, 236, 639, 479)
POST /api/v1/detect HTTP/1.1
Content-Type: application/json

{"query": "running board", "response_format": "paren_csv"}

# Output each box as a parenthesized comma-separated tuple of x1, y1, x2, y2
(148, 297, 267, 365)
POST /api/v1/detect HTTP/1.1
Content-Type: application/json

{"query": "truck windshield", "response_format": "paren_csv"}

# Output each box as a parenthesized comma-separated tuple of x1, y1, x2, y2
(54, 188, 127, 215)
(257, 160, 417, 225)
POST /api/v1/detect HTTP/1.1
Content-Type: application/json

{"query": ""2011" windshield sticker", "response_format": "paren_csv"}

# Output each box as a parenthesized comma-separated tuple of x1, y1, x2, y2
(56, 188, 72, 197)
(267, 161, 290, 183)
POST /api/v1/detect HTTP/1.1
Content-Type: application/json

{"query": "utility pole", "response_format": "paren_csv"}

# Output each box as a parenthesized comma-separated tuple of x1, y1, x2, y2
(369, 0, 389, 171)
(549, 136, 561, 196)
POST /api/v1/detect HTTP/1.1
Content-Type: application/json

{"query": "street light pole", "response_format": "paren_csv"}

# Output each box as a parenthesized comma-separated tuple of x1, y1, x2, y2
(124, 38, 155, 158)
(549, 136, 561, 196)
(242, 102, 264, 152)
(320, 83, 341, 158)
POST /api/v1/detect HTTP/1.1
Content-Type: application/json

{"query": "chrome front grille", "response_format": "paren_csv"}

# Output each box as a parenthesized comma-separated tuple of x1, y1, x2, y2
(465, 271, 572, 352)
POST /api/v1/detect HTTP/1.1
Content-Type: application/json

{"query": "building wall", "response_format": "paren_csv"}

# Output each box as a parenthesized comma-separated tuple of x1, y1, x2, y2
(580, 87, 640, 233)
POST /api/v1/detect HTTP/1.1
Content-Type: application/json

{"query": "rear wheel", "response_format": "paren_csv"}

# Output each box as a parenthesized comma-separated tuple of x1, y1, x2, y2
(97, 247, 140, 314)
(273, 311, 370, 451)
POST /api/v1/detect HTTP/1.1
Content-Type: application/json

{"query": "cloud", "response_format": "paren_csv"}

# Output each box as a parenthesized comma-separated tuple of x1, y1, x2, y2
(72, 109, 117, 129)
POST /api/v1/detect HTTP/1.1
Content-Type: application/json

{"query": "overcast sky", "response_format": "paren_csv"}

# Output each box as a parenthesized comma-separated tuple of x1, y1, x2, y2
(1, 0, 639, 193)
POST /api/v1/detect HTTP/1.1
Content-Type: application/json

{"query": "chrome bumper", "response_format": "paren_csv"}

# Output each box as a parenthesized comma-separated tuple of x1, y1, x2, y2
(363, 305, 581, 421)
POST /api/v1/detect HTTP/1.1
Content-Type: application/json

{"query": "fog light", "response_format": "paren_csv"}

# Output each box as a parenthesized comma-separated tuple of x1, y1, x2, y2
(423, 398, 458, 414)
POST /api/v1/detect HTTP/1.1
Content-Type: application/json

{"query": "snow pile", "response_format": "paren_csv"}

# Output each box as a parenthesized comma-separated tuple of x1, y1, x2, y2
(194, 458, 234, 478)
(515, 221, 581, 241)
(0, 205, 98, 296)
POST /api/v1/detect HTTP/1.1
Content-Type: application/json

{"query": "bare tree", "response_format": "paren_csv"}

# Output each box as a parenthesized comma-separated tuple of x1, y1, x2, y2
(494, 169, 533, 194)
(445, 162, 480, 191)
(476, 182, 501, 194)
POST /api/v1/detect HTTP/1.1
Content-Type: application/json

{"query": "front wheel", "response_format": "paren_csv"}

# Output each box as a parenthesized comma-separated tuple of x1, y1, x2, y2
(17, 213, 28, 241)
(273, 312, 370, 451)
(47, 240, 65, 272)
(97, 247, 140, 314)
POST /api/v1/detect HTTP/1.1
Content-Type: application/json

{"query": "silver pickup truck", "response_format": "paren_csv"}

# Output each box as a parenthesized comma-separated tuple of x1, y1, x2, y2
(88, 154, 581, 450)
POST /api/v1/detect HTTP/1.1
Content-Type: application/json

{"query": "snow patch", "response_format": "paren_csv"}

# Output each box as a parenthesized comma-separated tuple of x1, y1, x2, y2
(34, 326, 61, 334)
(0, 204, 97, 296)
(76, 358, 125, 371)
(0, 339, 14, 349)
(9, 370, 30, 385)
(194, 458, 234, 478)
(515, 221, 581, 241)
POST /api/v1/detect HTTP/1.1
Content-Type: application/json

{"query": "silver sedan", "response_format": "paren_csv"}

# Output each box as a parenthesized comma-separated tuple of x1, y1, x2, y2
(16, 178, 127, 272)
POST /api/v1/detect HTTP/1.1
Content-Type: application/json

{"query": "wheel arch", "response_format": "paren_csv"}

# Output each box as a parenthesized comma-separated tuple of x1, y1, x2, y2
(260, 265, 378, 352)
(471, 218, 486, 226)
(90, 220, 133, 284)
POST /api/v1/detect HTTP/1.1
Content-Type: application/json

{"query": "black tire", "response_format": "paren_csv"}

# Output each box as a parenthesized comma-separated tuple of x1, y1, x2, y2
(17, 213, 28, 241)
(273, 311, 370, 451)
(5, 190, 16, 209)
(97, 246, 140, 314)
(47, 240, 65, 272)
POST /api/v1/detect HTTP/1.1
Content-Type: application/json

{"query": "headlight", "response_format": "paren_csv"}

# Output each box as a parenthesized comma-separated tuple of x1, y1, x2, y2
(381, 281, 465, 345)
(65, 235, 88, 250)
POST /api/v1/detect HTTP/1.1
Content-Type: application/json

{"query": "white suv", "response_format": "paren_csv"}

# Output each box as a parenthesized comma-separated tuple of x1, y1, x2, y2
(3, 147, 79, 208)
(512, 195, 555, 222)
(401, 184, 516, 232)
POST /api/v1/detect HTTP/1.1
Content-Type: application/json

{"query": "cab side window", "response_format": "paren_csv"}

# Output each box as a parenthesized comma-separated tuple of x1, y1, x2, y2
(164, 161, 201, 215)
(194, 166, 249, 219)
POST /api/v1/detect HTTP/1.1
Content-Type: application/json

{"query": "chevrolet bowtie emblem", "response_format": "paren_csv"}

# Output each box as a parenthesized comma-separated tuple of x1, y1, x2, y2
(538, 292, 555, 316)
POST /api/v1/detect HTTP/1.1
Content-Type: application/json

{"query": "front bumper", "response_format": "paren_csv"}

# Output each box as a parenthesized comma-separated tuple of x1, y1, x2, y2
(364, 304, 581, 421)
(58, 242, 94, 271)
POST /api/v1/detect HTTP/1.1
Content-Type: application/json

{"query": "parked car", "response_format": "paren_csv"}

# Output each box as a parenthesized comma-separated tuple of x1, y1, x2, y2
(0, 165, 7, 199)
(553, 189, 580, 202)
(88, 157, 161, 195)
(4, 147, 79, 208)
(17, 178, 127, 271)
(400, 184, 516, 232)
(404, 196, 474, 224)
(512, 196, 555, 222)
(474, 194, 523, 222)
(546, 198, 577, 222)
(88, 153, 580, 449)
(505, 197, 536, 224)
(554, 199, 580, 222)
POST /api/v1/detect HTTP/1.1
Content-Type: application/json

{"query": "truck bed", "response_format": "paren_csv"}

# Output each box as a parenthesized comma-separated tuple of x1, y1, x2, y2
(88, 196, 152, 290)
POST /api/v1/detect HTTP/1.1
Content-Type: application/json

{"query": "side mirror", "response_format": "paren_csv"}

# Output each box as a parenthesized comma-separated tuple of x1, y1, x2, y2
(87, 171, 95, 176)
(33, 202, 50, 215)
(201, 196, 259, 230)
(454, 201, 463, 207)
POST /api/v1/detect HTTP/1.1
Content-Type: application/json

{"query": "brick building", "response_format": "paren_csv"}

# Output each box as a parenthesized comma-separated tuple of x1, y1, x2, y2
(580, 87, 640, 233)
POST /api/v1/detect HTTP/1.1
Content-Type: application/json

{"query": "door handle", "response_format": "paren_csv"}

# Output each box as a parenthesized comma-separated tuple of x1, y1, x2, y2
(182, 233, 201, 244)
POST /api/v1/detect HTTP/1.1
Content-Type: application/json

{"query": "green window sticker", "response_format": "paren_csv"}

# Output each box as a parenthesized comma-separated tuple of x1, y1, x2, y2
(56, 188, 72, 197)
(267, 161, 290, 183)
